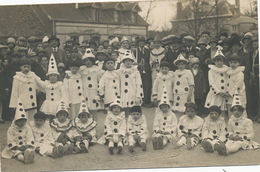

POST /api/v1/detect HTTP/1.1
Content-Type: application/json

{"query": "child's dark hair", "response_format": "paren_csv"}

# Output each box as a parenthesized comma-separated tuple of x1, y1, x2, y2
(175, 60, 188, 66)
(69, 60, 82, 68)
(229, 55, 241, 63)
(109, 105, 122, 111)
(230, 105, 244, 112)
(185, 102, 197, 111)
(131, 106, 142, 113)
(213, 55, 224, 62)
(160, 61, 170, 68)
(104, 57, 115, 65)
(19, 57, 32, 67)
(34, 112, 47, 120)
(208, 106, 221, 115)
(56, 110, 69, 117)
(78, 112, 91, 118)
(159, 104, 170, 109)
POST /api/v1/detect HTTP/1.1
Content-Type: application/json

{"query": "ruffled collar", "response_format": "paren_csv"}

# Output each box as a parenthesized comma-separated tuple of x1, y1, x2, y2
(156, 71, 174, 79)
(226, 66, 245, 75)
(120, 64, 138, 74)
(118, 48, 128, 54)
(11, 122, 29, 130)
(51, 118, 73, 132)
(106, 111, 125, 122)
(74, 118, 97, 133)
(29, 121, 51, 131)
(205, 116, 225, 124)
(151, 47, 165, 54)
(65, 71, 81, 79)
(174, 69, 189, 75)
(45, 80, 63, 89)
(103, 70, 118, 79)
(230, 115, 245, 122)
(13, 71, 37, 83)
(80, 65, 101, 75)
(128, 114, 145, 125)
(208, 65, 229, 73)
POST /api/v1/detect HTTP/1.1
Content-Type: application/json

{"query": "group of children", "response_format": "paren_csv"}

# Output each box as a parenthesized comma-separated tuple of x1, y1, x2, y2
(2, 47, 259, 164)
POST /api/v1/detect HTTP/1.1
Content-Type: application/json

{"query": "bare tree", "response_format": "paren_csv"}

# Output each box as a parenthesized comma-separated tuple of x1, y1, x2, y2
(244, 0, 257, 18)
(144, 0, 156, 22)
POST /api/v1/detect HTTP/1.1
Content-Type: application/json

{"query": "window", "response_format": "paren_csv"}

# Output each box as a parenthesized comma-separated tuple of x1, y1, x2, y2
(70, 36, 79, 43)
(232, 25, 237, 32)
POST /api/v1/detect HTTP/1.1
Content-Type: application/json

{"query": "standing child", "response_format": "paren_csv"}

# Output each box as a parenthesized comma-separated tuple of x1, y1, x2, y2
(127, 106, 149, 152)
(50, 101, 75, 155)
(215, 93, 260, 156)
(79, 49, 104, 121)
(189, 57, 206, 116)
(226, 55, 246, 118)
(2, 99, 35, 164)
(98, 98, 126, 155)
(177, 102, 203, 150)
(30, 112, 63, 158)
(204, 49, 229, 116)
(98, 57, 120, 111)
(201, 106, 227, 153)
(172, 54, 195, 116)
(152, 61, 174, 107)
(73, 100, 97, 153)
(152, 87, 178, 150)
(9, 58, 38, 121)
(63, 60, 84, 119)
(118, 50, 143, 116)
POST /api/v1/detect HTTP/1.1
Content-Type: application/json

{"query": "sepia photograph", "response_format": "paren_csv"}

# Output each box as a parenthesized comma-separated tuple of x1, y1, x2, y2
(0, 0, 259, 171)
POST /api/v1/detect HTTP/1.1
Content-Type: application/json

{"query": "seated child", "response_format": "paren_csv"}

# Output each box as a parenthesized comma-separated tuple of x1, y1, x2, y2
(201, 106, 227, 153)
(215, 94, 260, 156)
(2, 99, 35, 164)
(73, 100, 98, 153)
(30, 112, 63, 158)
(98, 98, 126, 155)
(127, 106, 149, 152)
(50, 101, 75, 155)
(152, 87, 178, 150)
(177, 102, 204, 150)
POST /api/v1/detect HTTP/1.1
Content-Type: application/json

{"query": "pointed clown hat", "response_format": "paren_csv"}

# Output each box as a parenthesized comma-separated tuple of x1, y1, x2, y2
(120, 36, 128, 43)
(109, 37, 119, 45)
(122, 50, 135, 62)
(56, 99, 68, 114)
(231, 90, 242, 108)
(174, 53, 188, 65)
(78, 99, 90, 115)
(110, 97, 122, 108)
(153, 35, 161, 43)
(213, 46, 225, 59)
(159, 86, 171, 107)
(82, 48, 95, 60)
(14, 98, 27, 121)
(46, 54, 59, 76)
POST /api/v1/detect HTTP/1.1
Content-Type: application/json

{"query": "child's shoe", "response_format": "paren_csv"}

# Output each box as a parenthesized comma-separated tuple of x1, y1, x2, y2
(57, 145, 63, 157)
(219, 142, 228, 156)
(63, 144, 69, 155)
(52, 146, 58, 158)
(158, 136, 164, 150)
(29, 150, 35, 163)
(117, 146, 123, 154)
(80, 144, 88, 153)
(24, 149, 31, 164)
(152, 137, 158, 150)
(171, 138, 178, 149)
(141, 142, 146, 151)
(128, 146, 134, 152)
(187, 137, 192, 150)
(109, 147, 114, 154)
(201, 140, 214, 153)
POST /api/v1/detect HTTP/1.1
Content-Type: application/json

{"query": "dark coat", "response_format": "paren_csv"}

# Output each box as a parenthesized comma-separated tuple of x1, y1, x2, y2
(46, 47, 66, 63)
(161, 47, 179, 71)
(133, 47, 151, 74)
(191, 68, 206, 100)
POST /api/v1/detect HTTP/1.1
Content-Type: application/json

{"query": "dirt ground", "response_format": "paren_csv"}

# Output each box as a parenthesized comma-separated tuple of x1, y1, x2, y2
(1, 107, 260, 172)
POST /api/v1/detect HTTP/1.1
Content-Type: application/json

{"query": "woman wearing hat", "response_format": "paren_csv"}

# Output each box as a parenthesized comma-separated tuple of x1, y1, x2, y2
(241, 32, 253, 54)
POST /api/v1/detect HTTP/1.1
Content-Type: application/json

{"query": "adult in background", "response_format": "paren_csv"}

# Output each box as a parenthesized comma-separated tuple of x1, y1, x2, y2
(46, 35, 66, 63)
(241, 32, 253, 54)
(27, 36, 38, 53)
(6, 37, 16, 56)
(182, 35, 198, 57)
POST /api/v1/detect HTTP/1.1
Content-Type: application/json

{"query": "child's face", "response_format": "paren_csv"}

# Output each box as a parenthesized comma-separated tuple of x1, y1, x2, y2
(229, 61, 240, 69)
(160, 104, 170, 113)
(176, 62, 186, 70)
(232, 106, 243, 118)
(15, 119, 27, 128)
(35, 119, 45, 128)
(111, 105, 121, 116)
(161, 66, 169, 75)
(192, 63, 199, 69)
(40, 57, 48, 66)
(105, 61, 115, 71)
(83, 58, 93, 67)
(58, 67, 65, 73)
(121, 41, 129, 49)
(70, 66, 79, 75)
(57, 111, 68, 123)
(209, 111, 220, 121)
(123, 59, 133, 68)
(79, 114, 88, 124)
(20, 65, 31, 74)
(97, 54, 105, 61)
(97, 45, 104, 51)
(214, 59, 224, 68)
(131, 112, 142, 121)
(186, 107, 196, 119)
(154, 42, 161, 49)
(49, 74, 58, 83)
(111, 53, 118, 60)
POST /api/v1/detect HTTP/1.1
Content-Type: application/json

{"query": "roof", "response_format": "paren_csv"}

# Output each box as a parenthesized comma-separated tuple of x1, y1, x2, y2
(229, 15, 258, 25)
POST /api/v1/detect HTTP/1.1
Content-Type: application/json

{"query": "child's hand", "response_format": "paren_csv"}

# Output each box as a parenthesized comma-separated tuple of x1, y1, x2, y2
(164, 131, 171, 135)
(133, 135, 139, 140)
(135, 97, 141, 105)
(187, 95, 192, 102)
(157, 130, 164, 134)
(19, 146, 27, 151)
(233, 135, 242, 141)
(228, 134, 235, 140)
(153, 98, 158, 106)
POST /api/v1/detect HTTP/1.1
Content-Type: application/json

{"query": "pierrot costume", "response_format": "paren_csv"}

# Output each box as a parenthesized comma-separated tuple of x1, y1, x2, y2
(153, 87, 178, 143)
(118, 52, 144, 108)
(79, 49, 104, 110)
(63, 70, 84, 119)
(73, 100, 98, 145)
(36, 54, 68, 115)
(98, 69, 121, 106)
(172, 54, 195, 112)
(2, 99, 35, 159)
(118, 37, 129, 63)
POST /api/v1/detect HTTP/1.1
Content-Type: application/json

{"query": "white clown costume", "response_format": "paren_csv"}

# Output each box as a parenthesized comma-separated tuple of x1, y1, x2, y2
(204, 49, 229, 110)
(216, 93, 260, 155)
(172, 54, 195, 112)
(153, 87, 178, 148)
(118, 51, 143, 108)
(117, 36, 129, 63)
(73, 100, 98, 152)
(79, 49, 104, 110)
(36, 54, 68, 116)
(2, 99, 35, 161)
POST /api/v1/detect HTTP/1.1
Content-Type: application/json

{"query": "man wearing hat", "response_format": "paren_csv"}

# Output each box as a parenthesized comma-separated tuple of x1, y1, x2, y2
(64, 39, 74, 49)
(6, 37, 16, 56)
(241, 32, 253, 54)
(133, 36, 153, 108)
(0, 45, 10, 63)
(183, 35, 198, 57)
(14, 36, 27, 52)
(27, 36, 38, 53)
(196, 38, 208, 62)
(46, 35, 66, 63)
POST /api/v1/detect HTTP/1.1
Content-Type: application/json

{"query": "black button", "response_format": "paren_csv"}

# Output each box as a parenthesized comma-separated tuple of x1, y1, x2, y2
(30, 95, 33, 99)
(18, 136, 22, 140)
(125, 74, 129, 78)
(51, 93, 54, 96)
(32, 103, 35, 106)
(176, 81, 180, 85)
(76, 80, 79, 83)
(88, 84, 92, 88)
(88, 77, 91, 80)
(164, 117, 167, 120)
(114, 121, 118, 125)
(29, 87, 32, 91)
(41, 134, 44, 137)
(78, 86, 81, 89)
(78, 93, 82, 96)
(51, 98, 54, 101)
